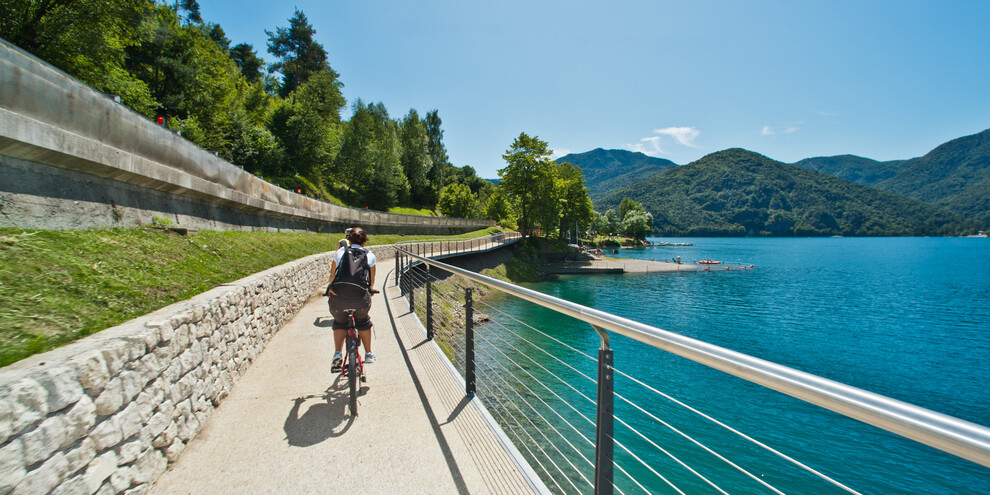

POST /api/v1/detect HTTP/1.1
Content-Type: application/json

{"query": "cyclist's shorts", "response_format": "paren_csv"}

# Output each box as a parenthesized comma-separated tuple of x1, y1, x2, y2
(328, 292, 373, 331)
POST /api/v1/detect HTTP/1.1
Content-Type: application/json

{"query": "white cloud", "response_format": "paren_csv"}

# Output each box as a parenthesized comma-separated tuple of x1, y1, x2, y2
(550, 148, 571, 159)
(628, 126, 700, 156)
(629, 136, 664, 156)
(654, 126, 701, 148)
(762, 125, 798, 136)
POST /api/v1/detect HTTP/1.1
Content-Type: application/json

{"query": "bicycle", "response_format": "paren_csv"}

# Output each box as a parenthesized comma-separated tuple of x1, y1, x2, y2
(338, 308, 365, 416)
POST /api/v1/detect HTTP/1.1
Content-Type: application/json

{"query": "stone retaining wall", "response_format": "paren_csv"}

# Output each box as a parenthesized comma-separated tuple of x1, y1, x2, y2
(0, 245, 393, 495)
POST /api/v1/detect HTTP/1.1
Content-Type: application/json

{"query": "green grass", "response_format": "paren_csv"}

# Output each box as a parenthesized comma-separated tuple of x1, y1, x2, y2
(0, 226, 502, 367)
(387, 206, 438, 217)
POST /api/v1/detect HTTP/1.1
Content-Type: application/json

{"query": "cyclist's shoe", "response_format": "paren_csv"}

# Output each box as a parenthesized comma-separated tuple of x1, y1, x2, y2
(364, 352, 376, 364)
(331, 352, 342, 373)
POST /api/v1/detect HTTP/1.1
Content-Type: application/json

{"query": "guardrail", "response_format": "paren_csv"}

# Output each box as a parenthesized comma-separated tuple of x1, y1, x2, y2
(394, 241, 990, 494)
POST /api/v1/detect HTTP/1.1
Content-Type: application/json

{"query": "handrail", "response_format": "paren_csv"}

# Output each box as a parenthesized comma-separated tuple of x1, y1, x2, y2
(395, 246, 990, 470)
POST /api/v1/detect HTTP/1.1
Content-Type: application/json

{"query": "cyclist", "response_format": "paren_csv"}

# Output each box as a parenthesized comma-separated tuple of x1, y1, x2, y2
(326, 227, 378, 372)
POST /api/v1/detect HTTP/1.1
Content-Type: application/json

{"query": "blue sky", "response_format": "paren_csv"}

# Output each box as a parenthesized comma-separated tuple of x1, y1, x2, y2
(200, 0, 990, 178)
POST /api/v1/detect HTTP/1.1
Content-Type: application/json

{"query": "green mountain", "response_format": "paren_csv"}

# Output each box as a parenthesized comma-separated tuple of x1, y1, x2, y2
(598, 149, 976, 236)
(875, 129, 990, 223)
(792, 155, 904, 186)
(556, 148, 677, 200)
(792, 129, 990, 222)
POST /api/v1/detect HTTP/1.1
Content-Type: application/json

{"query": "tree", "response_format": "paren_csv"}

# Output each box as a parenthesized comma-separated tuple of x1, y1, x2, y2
(266, 10, 332, 97)
(424, 110, 451, 204)
(621, 210, 654, 239)
(604, 209, 619, 235)
(333, 101, 408, 210)
(485, 186, 517, 227)
(269, 68, 345, 183)
(230, 43, 264, 82)
(399, 110, 434, 205)
(619, 197, 646, 224)
(556, 162, 595, 242)
(437, 183, 481, 219)
(0, 0, 157, 115)
(499, 133, 559, 237)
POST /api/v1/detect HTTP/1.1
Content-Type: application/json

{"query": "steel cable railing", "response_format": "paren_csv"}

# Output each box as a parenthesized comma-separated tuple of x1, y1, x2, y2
(394, 235, 990, 495)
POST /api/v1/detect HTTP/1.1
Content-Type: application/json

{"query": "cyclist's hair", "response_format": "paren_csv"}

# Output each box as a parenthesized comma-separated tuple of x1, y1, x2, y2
(346, 227, 368, 246)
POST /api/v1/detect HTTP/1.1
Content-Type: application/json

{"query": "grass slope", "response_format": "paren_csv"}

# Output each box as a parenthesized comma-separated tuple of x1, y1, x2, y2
(0, 226, 502, 366)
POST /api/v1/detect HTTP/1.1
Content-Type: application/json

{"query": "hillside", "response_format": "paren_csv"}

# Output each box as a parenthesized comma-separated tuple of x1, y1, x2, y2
(874, 129, 990, 223)
(598, 149, 976, 236)
(792, 155, 904, 186)
(556, 148, 677, 199)
(792, 129, 990, 222)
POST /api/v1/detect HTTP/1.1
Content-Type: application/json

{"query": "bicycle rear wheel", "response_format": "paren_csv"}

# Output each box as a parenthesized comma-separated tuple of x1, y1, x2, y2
(347, 343, 358, 416)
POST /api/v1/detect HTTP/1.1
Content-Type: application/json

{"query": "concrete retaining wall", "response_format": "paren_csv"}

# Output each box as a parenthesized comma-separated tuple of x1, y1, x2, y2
(0, 39, 491, 234)
(0, 245, 393, 495)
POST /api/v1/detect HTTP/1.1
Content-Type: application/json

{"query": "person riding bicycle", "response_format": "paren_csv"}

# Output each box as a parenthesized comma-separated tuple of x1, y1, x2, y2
(325, 227, 378, 372)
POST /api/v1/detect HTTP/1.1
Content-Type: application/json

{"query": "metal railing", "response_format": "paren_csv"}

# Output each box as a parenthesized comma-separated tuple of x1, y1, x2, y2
(394, 238, 990, 494)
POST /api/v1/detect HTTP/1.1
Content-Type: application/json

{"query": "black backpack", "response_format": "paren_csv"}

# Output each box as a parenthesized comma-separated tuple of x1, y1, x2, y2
(331, 246, 371, 298)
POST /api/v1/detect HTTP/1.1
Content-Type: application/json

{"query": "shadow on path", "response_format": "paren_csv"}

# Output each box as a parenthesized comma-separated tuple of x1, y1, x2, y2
(384, 270, 470, 495)
(283, 375, 365, 447)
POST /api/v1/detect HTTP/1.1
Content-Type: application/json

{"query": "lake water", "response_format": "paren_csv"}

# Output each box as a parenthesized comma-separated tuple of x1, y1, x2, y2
(478, 237, 990, 494)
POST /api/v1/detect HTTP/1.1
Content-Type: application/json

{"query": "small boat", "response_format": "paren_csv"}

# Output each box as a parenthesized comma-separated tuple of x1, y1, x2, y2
(697, 259, 721, 265)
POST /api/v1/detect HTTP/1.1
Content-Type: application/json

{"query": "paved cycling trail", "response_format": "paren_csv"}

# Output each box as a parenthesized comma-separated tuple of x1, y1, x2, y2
(149, 269, 536, 494)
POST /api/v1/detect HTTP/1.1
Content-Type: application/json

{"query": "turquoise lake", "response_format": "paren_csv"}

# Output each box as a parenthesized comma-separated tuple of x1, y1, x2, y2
(476, 237, 990, 494)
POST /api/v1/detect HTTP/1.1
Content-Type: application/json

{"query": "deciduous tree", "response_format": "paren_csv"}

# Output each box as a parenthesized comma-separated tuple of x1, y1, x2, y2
(499, 133, 559, 237)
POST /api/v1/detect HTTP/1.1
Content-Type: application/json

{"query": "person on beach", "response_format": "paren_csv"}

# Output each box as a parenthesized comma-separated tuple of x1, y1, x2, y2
(325, 227, 378, 371)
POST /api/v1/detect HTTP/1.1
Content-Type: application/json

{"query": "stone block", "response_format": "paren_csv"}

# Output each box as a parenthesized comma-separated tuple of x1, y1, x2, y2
(3, 378, 48, 435)
(119, 370, 143, 403)
(151, 422, 177, 449)
(89, 417, 122, 451)
(50, 473, 88, 495)
(93, 378, 123, 417)
(36, 366, 83, 413)
(130, 449, 165, 485)
(13, 452, 66, 495)
(117, 403, 143, 440)
(0, 399, 11, 445)
(72, 351, 110, 397)
(142, 412, 169, 441)
(0, 439, 26, 494)
(164, 439, 185, 463)
(62, 395, 96, 450)
(174, 324, 190, 350)
(108, 465, 132, 493)
(63, 438, 96, 478)
(100, 340, 130, 375)
(141, 327, 160, 354)
(124, 483, 149, 495)
(116, 440, 143, 466)
(21, 415, 67, 465)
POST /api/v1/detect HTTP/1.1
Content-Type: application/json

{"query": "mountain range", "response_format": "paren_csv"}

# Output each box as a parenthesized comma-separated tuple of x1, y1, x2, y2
(559, 129, 989, 236)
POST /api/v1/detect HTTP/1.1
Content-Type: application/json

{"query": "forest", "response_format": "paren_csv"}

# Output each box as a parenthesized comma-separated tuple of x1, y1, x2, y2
(0, 0, 504, 216)
(597, 149, 983, 237)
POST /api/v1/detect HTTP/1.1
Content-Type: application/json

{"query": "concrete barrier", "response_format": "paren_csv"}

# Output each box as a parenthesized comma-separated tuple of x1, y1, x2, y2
(0, 39, 491, 234)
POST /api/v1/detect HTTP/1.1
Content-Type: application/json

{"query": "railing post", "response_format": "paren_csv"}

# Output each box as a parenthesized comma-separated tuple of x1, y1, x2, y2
(409, 266, 415, 312)
(465, 288, 476, 395)
(394, 250, 400, 287)
(426, 265, 434, 340)
(592, 325, 614, 495)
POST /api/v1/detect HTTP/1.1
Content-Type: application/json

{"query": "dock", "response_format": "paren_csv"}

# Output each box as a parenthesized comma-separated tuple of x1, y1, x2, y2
(545, 259, 701, 274)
